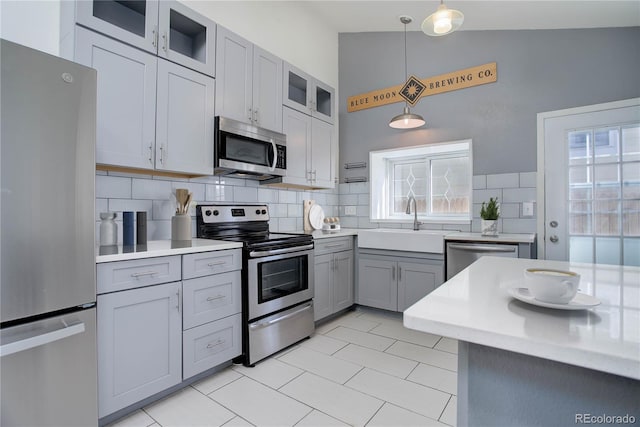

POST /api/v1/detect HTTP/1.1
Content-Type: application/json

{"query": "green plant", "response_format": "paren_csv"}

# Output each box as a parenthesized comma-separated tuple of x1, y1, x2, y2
(480, 197, 500, 220)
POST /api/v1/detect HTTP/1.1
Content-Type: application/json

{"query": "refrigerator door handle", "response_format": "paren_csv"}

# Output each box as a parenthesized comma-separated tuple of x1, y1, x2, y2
(0, 321, 85, 358)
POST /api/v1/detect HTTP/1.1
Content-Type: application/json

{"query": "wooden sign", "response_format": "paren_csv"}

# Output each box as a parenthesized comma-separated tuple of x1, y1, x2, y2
(347, 62, 497, 113)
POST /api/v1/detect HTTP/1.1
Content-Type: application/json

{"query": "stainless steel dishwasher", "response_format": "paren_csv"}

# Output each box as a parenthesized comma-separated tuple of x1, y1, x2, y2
(446, 242, 519, 280)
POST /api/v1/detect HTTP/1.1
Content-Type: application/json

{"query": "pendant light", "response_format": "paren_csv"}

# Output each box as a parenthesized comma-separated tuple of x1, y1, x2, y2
(422, 0, 464, 37)
(389, 16, 425, 130)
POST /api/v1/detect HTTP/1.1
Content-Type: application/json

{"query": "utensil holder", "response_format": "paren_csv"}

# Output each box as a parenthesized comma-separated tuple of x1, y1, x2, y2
(171, 214, 191, 241)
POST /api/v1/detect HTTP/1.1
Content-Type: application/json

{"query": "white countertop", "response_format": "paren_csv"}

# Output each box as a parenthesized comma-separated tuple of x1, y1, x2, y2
(404, 256, 640, 380)
(307, 228, 358, 239)
(445, 232, 536, 244)
(96, 239, 243, 263)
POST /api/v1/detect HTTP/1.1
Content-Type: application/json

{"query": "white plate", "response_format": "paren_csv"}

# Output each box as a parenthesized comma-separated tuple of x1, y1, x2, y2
(508, 288, 600, 310)
(309, 204, 325, 230)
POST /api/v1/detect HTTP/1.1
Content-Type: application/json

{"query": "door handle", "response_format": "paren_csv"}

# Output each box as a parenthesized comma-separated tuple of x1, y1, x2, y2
(398, 266, 401, 281)
(550, 220, 558, 228)
(549, 235, 559, 243)
(392, 265, 396, 281)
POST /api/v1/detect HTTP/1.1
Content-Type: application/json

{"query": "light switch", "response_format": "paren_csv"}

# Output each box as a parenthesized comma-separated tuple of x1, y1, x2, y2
(522, 201, 534, 217)
(345, 206, 357, 216)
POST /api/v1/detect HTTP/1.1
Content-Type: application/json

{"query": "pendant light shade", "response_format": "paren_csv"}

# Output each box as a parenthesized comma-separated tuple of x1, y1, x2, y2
(422, 1, 464, 37)
(389, 106, 426, 129)
(389, 16, 425, 130)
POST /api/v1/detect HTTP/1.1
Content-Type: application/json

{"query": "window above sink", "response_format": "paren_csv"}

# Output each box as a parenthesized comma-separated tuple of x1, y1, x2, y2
(369, 140, 472, 224)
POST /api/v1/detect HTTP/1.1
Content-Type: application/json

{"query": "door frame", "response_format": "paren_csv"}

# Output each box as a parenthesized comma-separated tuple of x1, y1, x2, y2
(536, 97, 640, 259)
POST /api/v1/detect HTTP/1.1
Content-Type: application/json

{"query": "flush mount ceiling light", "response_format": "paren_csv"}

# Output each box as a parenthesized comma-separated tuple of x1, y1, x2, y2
(389, 16, 425, 130)
(422, 0, 464, 37)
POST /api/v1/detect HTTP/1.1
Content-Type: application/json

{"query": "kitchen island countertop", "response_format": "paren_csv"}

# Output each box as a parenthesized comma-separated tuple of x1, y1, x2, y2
(404, 256, 640, 380)
(95, 238, 243, 263)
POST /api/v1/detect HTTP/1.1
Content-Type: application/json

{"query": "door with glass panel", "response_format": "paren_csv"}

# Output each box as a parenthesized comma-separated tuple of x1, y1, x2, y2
(540, 99, 639, 265)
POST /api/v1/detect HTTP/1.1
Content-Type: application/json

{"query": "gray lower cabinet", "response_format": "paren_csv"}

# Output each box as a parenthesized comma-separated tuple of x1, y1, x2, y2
(96, 249, 241, 419)
(357, 251, 444, 312)
(97, 280, 182, 418)
(314, 237, 354, 321)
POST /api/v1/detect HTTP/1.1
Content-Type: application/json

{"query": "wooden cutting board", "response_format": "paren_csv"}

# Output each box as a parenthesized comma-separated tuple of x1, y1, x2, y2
(303, 200, 315, 232)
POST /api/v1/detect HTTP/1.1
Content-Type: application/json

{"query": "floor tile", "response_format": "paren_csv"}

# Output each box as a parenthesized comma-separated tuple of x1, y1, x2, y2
(278, 346, 362, 384)
(345, 368, 451, 420)
(406, 363, 458, 395)
(366, 403, 448, 427)
(386, 341, 458, 371)
(280, 372, 384, 427)
(370, 320, 441, 348)
(440, 396, 457, 426)
(325, 326, 395, 351)
(232, 357, 303, 389)
(144, 386, 235, 427)
(300, 333, 349, 355)
(316, 314, 380, 334)
(192, 367, 242, 395)
(210, 376, 311, 426)
(434, 337, 459, 354)
(333, 344, 417, 378)
(296, 410, 349, 426)
(222, 416, 254, 426)
(105, 409, 155, 427)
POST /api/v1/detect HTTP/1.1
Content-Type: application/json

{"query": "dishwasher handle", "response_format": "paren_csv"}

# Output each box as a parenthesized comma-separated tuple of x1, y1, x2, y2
(447, 243, 517, 253)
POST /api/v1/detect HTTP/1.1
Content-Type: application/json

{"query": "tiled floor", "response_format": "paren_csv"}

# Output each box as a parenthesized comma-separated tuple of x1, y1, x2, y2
(109, 307, 458, 427)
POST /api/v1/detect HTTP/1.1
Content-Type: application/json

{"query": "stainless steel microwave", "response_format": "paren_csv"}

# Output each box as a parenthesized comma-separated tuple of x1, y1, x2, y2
(214, 116, 286, 180)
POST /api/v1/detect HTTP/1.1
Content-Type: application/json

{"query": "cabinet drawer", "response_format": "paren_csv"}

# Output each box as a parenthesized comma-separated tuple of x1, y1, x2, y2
(182, 271, 241, 330)
(97, 256, 181, 294)
(183, 313, 241, 379)
(314, 237, 353, 255)
(182, 249, 242, 280)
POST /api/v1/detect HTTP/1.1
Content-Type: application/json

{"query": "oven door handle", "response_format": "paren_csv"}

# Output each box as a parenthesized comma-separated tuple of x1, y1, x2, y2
(249, 302, 313, 330)
(249, 244, 314, 258)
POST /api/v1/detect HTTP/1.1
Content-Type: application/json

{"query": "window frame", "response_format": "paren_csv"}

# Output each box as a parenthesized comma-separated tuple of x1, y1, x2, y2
(369, 139, 472, 224)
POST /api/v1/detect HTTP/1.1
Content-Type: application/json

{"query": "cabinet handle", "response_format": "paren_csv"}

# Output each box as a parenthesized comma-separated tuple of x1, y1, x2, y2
(398, 266, 402, 281)
(392, 265, 396, 281)
(206, 339, 225, 349)
(312, 170, 317, 183)
(248, 107, 253, 122)
(254, 109, 259, 124)
(162, 31, 167, 52)
(206, 295, 225, 302)
(324, 243, 344, 248)
(176, 289, 181, 312)
(148, 144, 153, 165)
(159, 145, 164, 165)
(152, 27, 158, 48)
(207, 260, 227, 267)
(130, 271, 158, 278)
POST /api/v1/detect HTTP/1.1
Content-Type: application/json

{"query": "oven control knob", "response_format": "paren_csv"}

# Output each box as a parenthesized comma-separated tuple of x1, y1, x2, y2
(213, 210, 219, 216)
(205, 209, 212, 216)
(256, 209, 261, 215)
(261, 209, 267, 215)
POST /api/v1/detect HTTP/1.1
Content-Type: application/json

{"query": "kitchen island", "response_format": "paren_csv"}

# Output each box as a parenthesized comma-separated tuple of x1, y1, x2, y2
(404, 256, 640, 427)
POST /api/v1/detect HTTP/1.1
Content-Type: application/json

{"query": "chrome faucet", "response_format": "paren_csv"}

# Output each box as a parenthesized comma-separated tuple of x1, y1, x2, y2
(406, 196, 422, 231)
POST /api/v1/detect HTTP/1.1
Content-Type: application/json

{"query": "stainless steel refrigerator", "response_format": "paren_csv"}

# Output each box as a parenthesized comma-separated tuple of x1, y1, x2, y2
(0, 39, 98, 426)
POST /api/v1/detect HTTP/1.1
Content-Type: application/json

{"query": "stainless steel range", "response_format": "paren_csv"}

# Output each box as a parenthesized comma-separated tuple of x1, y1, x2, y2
(196, 204, 314, 366)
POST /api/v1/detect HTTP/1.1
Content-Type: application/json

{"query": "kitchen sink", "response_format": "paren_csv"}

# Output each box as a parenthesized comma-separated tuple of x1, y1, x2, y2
(357, 229, 456, 254)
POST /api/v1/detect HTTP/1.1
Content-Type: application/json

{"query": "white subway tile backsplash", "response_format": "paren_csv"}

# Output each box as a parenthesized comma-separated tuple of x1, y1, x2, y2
(473, 189, 502, 204)
(233, 186, 258, 202)
(96, 175, 131, 199)
(502, 188, 536, 203)
(279, 190, 297, 204)
(472, 175, 486, 190)
(107, 199, 153, 215)
(499, 203, 520, 219)
(358, 194, 369, 206)
(95, 198, 108, 220)
(339, 194, 358, 205)
(487, 173, 519, 189)
(519, 172, 537, 188)
(279, 218, 297, 231)
(258, 188, 279, 203)
(356, 205, 369, 217)
(170, 182, 205, 202)
(296, 191, 311, 204)
(152, 199, 175, 220)
(132, 178, 172, 200)
(206, 184, 234, 202)
(350, 182, 369, 194)
(271, 204, 289, 218)
(216, 177, 246, 187)
(288, 204, 301, 218)
(502, 218, 536, 233)
(340, 217, 358, 228)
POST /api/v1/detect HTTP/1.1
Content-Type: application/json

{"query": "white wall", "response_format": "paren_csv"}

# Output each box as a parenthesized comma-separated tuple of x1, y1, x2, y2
(0, 0, 61, 55)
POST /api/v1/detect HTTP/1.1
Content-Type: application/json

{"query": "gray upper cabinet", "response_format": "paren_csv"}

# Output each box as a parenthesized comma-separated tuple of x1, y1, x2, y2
(215, 26, 283, 132)
(75, 27, 214, 174)
(156, 59, 214, 175)
(75, 26, 157, 170)
(75, 0, 215, 77)
(284, 62, 334, 124)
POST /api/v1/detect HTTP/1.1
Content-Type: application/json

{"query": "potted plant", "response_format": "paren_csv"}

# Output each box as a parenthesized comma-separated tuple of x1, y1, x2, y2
(480, 197, 500, 236)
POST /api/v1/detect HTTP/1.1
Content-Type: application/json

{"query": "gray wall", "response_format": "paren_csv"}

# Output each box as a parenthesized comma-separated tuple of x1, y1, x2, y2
(338, 27, 640, 178)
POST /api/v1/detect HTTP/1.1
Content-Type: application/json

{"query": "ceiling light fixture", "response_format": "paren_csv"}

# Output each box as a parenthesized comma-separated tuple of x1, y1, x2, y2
(422, 0, 464, 37)
(389, 16, 425, 130)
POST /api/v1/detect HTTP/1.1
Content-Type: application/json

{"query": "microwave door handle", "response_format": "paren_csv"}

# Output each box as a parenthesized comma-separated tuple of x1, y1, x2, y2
(269, 140, 277, 171)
